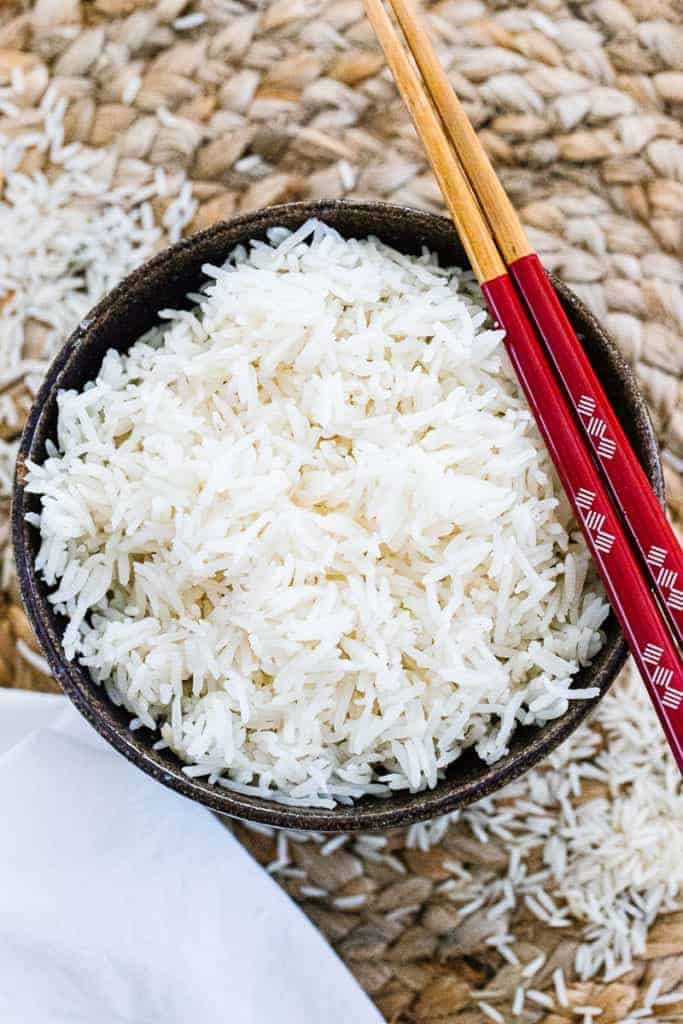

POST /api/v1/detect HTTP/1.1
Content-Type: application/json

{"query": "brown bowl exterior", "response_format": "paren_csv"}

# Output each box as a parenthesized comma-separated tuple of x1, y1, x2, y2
(12, 200, 663, 831)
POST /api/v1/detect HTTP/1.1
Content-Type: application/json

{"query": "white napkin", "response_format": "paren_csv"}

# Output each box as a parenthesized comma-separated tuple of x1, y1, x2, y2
(0, 690, 383, 1024)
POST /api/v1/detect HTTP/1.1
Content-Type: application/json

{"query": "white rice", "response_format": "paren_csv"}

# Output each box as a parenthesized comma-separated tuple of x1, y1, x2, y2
(479, 1002, 505, 1023)
(26, 220, 608, 807)
(512, 985, 525, 1016)
(553, 967, 569, 1007)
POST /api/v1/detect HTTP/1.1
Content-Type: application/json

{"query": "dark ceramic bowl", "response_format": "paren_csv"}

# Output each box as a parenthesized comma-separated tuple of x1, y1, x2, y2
(13, 200, 663, 831)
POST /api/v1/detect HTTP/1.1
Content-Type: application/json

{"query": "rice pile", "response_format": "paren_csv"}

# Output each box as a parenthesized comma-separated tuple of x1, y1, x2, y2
(0, 85, 196, 438)
(26, 220, 608, 807)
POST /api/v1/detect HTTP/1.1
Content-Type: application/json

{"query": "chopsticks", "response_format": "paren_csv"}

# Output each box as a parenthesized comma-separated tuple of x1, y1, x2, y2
(362, 0, 683, 769)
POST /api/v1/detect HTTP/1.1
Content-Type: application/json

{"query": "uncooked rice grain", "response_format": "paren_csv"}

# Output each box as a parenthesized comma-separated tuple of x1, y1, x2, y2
(479, 1002, 505, 1023)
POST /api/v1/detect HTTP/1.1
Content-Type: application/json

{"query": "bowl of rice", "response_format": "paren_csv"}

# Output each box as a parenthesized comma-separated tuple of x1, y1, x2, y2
(13, 201, 663, 831)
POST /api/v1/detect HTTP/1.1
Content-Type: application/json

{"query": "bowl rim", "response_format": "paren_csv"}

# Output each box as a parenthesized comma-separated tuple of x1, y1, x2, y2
(12, 199, 664, 831)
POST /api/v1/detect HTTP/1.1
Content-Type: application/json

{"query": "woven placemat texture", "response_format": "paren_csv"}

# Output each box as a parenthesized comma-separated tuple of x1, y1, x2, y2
(0, 0, 682, 1020)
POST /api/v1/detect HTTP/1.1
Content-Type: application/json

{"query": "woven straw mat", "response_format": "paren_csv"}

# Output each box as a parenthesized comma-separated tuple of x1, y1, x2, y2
(0, 0, 682, 1021)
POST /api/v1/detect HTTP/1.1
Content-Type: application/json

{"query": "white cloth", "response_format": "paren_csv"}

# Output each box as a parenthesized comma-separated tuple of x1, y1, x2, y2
(0, 690, 382, 1024)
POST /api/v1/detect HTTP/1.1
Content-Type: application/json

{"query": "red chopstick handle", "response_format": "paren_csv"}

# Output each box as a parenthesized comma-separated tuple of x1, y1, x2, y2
(482, 273, 683, 771)
(510, 253, 683, 649)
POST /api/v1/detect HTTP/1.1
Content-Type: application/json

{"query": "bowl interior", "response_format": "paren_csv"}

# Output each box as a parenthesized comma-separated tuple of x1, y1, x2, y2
(13, 200, 663, 831)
